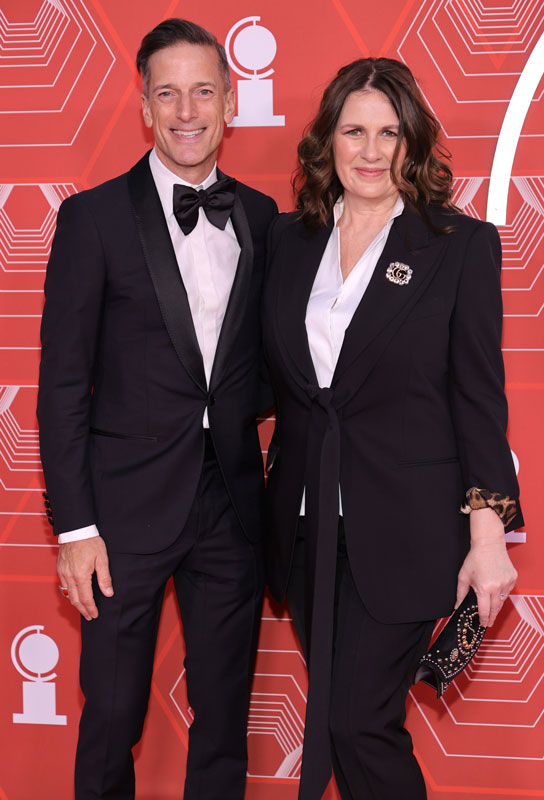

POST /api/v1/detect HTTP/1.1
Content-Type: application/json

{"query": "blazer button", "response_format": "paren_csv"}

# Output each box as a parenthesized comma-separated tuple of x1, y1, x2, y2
(42, 492, 49, 500)
(208, 394, 216, 407)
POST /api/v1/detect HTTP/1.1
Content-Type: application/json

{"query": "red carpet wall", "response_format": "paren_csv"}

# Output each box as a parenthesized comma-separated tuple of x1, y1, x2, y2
(0, 1, 543, 798)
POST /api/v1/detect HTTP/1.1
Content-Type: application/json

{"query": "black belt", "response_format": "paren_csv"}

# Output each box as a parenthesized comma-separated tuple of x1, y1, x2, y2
(203, 428, 217, 462)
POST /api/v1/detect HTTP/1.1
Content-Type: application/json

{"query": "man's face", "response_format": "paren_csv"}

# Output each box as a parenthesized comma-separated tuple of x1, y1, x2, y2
(141, 42, 234, 184)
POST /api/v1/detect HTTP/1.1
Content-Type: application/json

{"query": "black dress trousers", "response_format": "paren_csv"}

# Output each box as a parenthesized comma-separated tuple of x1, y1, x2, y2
(287, 519, 435, 800)
(75, 457, 264, 800)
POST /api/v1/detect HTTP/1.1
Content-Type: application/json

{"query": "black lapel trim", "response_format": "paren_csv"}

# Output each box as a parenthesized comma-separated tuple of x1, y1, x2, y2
(333, 205, 446, 385)
(209, 172, 254, 390)
(275, 218, 334, 387)
(127, 153, 206, 392)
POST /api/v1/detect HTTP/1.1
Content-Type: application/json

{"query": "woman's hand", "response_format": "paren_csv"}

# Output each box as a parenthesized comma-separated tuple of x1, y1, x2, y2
(456, 507, 517, 627)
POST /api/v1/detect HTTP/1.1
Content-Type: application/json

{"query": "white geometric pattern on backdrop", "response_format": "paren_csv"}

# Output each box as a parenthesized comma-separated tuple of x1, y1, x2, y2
(398, 0, 544, 137)
(168, 643, 307, 780)
(0, 0, 115, 146)
(0, 3, 541, 797)
(452, 177, 544, 332)
(410, 595, 544, 760)
(0, 183, 76, 524)
(0, 185, 73, 271)
(0, 387, 41, 490)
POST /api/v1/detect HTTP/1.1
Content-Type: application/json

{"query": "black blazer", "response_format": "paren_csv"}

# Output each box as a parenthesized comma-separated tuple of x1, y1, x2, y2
(263, 204, 522, 624)
(37, 153, 277, 553)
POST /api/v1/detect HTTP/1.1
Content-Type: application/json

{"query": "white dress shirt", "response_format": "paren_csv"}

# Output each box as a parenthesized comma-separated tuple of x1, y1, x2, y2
(300, 194, 404, 515)
(149, 148, 240, 397)
(58, 149, 241, 543)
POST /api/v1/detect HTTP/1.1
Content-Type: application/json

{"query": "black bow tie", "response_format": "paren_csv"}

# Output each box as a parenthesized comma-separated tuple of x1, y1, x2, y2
(172, 177, 236, 236)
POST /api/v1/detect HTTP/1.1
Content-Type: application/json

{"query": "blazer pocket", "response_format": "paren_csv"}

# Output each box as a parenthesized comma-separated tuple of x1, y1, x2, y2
(405, 296, 445, 322)
(397, 456, 459, 468)
(90, 427, 158, 442)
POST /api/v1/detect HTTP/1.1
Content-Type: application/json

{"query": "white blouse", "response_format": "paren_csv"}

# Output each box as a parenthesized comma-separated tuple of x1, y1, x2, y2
(300, 194, 404, 515)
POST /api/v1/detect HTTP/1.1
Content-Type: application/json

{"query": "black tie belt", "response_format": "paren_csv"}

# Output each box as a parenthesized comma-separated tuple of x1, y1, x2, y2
(299, 384, 341, 799)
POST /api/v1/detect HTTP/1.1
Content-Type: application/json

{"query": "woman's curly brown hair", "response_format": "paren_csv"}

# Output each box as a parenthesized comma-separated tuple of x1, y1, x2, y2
(293, 57, 459, 230)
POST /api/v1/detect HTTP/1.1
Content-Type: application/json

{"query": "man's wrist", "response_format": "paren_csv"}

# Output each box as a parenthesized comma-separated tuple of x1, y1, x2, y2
(58, 525, 99, 544)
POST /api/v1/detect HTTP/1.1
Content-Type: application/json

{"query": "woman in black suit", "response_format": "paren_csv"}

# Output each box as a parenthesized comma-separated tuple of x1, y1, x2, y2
(263, 58, 522, 800)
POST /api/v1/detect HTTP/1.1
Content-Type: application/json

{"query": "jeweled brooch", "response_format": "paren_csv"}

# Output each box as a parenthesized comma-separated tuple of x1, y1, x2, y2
(386, 261, 413, 285)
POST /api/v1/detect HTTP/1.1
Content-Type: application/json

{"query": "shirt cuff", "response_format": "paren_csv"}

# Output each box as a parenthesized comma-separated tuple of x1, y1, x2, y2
(460, 487, 518, 528)
(57, 525, 100, 544)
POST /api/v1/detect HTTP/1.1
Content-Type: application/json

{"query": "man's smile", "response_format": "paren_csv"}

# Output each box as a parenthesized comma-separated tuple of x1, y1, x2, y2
(171, 128, 205, 138)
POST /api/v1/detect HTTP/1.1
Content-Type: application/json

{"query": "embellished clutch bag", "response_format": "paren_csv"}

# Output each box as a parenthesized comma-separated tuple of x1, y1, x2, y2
(414, 587, 486, 697)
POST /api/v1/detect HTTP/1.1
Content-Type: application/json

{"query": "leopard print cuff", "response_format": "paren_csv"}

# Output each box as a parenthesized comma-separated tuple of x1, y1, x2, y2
(460, 487, 518, 527)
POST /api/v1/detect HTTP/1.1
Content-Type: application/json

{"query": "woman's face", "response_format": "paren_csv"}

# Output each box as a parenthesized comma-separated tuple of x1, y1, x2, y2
(332, 89, 407, 206)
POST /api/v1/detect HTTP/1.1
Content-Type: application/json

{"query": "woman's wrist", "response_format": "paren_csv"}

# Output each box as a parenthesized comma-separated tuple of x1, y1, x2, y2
(460, 487, 518, 527)
(469, 507, 507, 546)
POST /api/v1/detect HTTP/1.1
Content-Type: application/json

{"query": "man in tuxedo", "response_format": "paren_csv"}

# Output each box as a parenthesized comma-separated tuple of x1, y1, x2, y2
(37, 18, 277, 800)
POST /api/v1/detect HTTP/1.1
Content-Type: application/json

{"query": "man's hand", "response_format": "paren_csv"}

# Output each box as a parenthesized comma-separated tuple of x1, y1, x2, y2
(57, 537, 113, 620)
(456, 507, 517, 627)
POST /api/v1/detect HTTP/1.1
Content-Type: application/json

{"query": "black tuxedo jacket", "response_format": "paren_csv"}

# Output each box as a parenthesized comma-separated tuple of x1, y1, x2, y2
(37, 153, 277, 553)
(263, 204, 522, 624)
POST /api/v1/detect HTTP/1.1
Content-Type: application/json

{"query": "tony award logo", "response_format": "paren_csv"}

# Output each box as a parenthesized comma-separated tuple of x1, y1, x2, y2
(226, 16, 285, 127)
(11, 625, 67, 725)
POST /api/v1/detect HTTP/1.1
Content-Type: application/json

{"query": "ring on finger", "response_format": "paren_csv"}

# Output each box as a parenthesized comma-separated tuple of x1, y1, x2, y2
(59, 585, 69, 598)
(499, 593, 508, 600)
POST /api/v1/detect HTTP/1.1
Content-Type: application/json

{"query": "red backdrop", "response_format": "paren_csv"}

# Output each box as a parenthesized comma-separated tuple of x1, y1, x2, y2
(1, 1, 543, 798)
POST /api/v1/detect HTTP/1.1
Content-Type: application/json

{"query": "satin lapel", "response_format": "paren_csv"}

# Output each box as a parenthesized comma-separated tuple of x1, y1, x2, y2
(127, 154, 206, 392)
(333, 206, 446, 384)
(209, 173, 253, 390)
(276, 219, 334, 388)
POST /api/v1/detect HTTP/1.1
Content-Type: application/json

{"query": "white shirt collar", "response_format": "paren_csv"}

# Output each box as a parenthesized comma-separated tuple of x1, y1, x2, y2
(149, 148, 219, 218)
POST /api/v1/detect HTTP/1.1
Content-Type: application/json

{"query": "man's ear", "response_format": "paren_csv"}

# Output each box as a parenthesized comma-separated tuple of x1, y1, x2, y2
(141, 93, 152, 128)
(224, 88, 235, 125)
